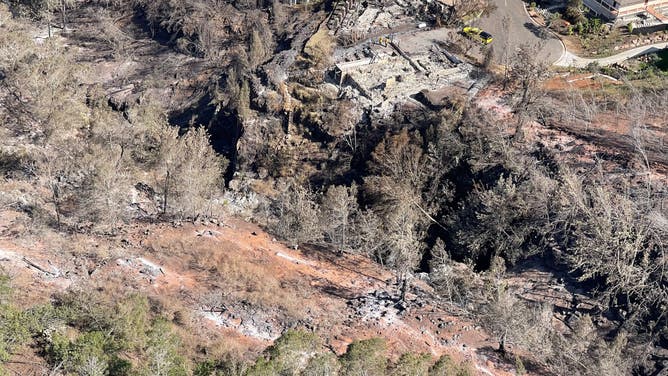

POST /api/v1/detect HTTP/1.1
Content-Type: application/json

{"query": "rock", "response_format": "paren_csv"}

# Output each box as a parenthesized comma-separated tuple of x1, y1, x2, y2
(115, 258, 128, 266)
(320, 83, 339, 99)
(137, 258, 163, 277)
(228, 179, 242, 191)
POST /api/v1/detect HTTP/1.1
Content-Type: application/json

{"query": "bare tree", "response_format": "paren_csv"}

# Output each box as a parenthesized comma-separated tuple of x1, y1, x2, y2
(270, 180, 322, 248)
(80, 143, 134, 232)
(365, 130, 431, 297)
(500, 16, 511, 88)
(1, 39, 88, 140)
(76, 355, 107, 376)
(353, 209, 385, 262)
(39, 0, 76, 37)
(450, 0, 496, 23)
(35, 138, 83, 229)
(508, 43, 549, 141)
(153, 125, 225, 218)
(321, 184, 359, 253)
(480, 283, 553, 356)
(556, 170, 667, 326)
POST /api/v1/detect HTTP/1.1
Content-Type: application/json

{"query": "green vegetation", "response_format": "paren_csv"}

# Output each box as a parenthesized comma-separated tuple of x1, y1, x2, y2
(655, 49, 668, 71)
(600, 51, 668, 80)
(565, 0, 586, 25)
(0, 270, 472, 375)
(46, 330, 132, 376)
(340, 338, 388, 376)
(391, 353, 431, 376)
(429, 355, 474, 376)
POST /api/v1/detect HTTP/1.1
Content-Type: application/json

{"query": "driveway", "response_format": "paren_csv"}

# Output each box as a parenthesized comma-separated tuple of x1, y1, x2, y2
(476, 0, 564, 65)
(555, 42, 668, 67)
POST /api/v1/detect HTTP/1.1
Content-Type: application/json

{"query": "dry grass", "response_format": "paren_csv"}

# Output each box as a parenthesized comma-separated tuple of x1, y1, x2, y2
(303, 28, 334, 67)
(144, 233, 310, 320)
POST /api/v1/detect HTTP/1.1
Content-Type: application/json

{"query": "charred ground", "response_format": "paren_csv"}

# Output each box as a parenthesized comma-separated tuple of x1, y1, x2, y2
(0, 0, 667, 375)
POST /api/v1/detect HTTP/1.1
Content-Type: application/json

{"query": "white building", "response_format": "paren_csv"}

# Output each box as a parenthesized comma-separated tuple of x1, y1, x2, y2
(584, 0, 668, 23)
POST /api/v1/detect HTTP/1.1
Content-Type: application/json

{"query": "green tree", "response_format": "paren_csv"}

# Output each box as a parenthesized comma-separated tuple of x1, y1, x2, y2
(303, 353, 341, 376)
(46, 330, 130, 376)
(565, 0, 586, 25)
(248, 330, 320, 375)
(429, 355, 473, 376)
(391, 353, 432, 376)
(340, 338, 387, 376)
(141, 319, 188, 376)
(112, 294, 150, 351)
(0, 307, 29, 361)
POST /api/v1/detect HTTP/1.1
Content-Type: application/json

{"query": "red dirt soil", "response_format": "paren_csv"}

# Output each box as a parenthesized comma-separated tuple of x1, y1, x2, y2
(0, 212, 518, 375)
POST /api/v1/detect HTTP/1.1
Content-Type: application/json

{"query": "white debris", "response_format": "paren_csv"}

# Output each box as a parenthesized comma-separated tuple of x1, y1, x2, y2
(276, 252, 312, 265)
(137, 257, 164, 277)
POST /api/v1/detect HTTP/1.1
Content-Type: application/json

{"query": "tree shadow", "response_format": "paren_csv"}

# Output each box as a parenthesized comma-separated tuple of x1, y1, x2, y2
(318, 284, 360, 300)
(524, 22, 550, 39)
(298, 244, 390, 285)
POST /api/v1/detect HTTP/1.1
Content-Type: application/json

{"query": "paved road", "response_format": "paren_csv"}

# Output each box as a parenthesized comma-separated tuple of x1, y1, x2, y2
(474, 0, 667, 67)
(476, 0, 563, 64)
(555, 42, 668, 67)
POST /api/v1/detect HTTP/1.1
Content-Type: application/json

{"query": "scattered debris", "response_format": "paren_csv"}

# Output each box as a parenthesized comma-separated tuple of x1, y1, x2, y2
(22, 257, 59, 277)
(196, 229, 221, 238)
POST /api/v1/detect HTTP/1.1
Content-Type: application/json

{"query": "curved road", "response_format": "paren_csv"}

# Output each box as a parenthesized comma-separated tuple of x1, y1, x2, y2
(476, 0, 563, 64)
(476, 0, 667, 67)
(555, 42, 668, 67)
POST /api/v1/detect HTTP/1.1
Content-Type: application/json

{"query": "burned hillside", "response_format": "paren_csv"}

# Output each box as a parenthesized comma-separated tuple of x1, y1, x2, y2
(0, 0, 667, 375)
